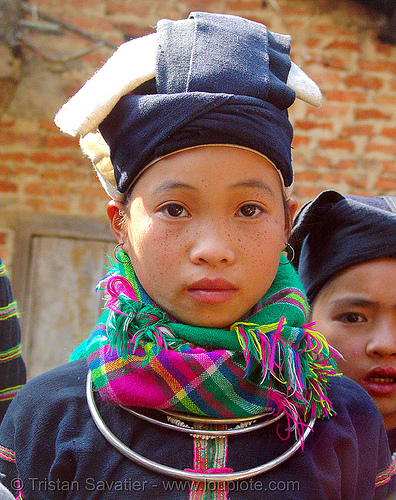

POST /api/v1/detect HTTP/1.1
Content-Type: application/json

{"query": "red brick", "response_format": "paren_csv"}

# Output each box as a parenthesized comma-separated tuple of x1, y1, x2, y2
(321, 56, 348, 70)
(227, 0, 263, 10)
(0, 153, 26, 163)
(307, 105, 347, 118)
(382, 127, 396, 140)
(39, 118, 59, 132)
(0, 119, 15, 128)
(346, 175, 367, 190)
(30, 152, 73, 164)
(114, 24, 154, 39)
(319, 139, 355, 152)
(0, 181, 18, 193)
(0, 131, 42, 148)
(358, 60, 396, 74)
(40, 169, 86, 182)
(45, 135, 79, 148)
(49, 200, 71, 212)
(294, 170, 319, 182)
(293, 185, 323, 201)
(340, 125, 373, 137)
(67, 0, 106, 10)
(354, 108, 391, 120)
(106, 1, 149, 16)
(280, 3, 311, 15)
(326, 40, 360, 52)
(326, 90, 366, 103)
(26, 199, 46, 211)
(322, 172, 347, 184)
(16, 166, 38, 176)
(374, 94, 396, 106)
(311, 156, 331, 168)
(284, 21, 305, 31)
(305, 38, 320, 49)
(295, 120, 332, 131)
(292, 136, 310, 148)
(70, 16, 114, 34)
(306, 71, 341, 86)
(375, 177, 396, 190)
(334, 159, 357, 170)
(0, 166, 11, 176)
(375, 41, 392, 57)
(382, 161, 396, 174)
(81, 51, 114, 67)
(365, 143, 396, 155)
(313, 24, 349, 37)
(24, 183, 72, 197)
(344, 74, 383, 90)
(0, 233, 7, 245)
(80, 186, 109, 199)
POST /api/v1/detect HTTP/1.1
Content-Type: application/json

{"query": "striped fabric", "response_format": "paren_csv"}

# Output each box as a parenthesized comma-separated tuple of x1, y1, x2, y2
(0, 385, 24, 402)
(0, 263, 6, 277)
(0, 302, 18, 322)
(375, 455, 396, 487)
(188, 423, 230, 500)
(0, 345, 22, 363)
(0, 445, 15, 464)
(0, 259, 26, 422)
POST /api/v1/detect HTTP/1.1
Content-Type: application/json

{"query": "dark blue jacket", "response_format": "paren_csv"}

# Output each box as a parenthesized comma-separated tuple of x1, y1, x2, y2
(0, 359, 394, 499)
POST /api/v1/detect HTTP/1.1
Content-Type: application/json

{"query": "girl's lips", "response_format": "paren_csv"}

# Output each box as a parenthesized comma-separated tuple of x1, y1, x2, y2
(362, 367, 396, 397)
(187, 278, 237, 304)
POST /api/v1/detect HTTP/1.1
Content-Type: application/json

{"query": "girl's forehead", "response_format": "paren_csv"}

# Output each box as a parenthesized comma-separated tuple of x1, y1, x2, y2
(132, 144, 285, 192)
(320, 258, 396, 302)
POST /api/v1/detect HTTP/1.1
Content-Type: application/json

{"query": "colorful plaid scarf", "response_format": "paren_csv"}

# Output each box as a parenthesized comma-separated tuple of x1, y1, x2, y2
(76, 251, 339, 433)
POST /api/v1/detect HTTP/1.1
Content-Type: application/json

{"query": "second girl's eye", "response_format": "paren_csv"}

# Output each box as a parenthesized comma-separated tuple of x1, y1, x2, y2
(238, 204, 263, 218)
(337, 312, 366, 324)
(162, 204, 189, 218)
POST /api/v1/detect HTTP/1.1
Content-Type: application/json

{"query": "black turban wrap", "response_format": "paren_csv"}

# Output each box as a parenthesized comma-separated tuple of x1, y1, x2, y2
(98, 12, 296, 194)
(289, 190, 396, 304)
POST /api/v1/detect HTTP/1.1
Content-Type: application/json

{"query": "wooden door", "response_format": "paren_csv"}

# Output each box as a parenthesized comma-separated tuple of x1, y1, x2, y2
(2, 212, 115, 379)
(24, 235, 114, 379)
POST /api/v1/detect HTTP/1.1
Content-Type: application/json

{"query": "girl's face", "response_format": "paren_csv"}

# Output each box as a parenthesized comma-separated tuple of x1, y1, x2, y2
(311, 258, 396, 431)
(109, 145, 295, 329)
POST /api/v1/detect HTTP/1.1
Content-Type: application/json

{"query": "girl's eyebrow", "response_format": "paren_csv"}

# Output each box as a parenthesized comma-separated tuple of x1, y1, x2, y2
(331, 297, 373, 308)
(152, 181, 197, 194)
(229, 179, 275, 195)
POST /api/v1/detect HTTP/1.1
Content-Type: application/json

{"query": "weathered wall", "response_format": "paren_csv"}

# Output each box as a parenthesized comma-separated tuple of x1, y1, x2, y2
(0, 0, 395, 268)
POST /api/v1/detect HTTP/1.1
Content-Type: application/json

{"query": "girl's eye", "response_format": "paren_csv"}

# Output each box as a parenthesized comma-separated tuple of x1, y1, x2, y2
(238, 204, 263, 218)
(162, 204, 189, 218)
(337, 312, 366, 324)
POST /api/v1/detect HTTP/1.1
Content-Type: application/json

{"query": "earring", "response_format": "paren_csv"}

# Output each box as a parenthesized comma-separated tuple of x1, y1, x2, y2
(280, 243, 295, 265)
(113, 242, 130, 264)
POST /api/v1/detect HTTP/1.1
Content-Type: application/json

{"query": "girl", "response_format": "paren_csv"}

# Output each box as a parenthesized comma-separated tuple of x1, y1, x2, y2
(290, 190, 396, 453)
(0, 13, 393, 500)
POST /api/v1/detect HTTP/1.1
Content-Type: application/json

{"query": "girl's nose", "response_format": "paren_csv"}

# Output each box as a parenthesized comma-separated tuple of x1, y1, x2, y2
(189, 226, 236, 267)
(366, 319, 396, 358)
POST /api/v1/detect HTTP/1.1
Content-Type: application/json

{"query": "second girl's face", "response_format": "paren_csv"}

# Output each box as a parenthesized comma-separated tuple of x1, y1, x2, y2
(109, 145, 294, 329)
(311, 258, 396, 430)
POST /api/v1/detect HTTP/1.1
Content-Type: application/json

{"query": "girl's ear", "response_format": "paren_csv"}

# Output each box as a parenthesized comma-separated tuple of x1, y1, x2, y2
(107, 199, 127, 242)
(285, 197, 298, 239)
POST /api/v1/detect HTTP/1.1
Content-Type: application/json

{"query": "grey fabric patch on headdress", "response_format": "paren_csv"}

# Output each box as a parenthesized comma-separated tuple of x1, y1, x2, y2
(99, 12, 296, 194)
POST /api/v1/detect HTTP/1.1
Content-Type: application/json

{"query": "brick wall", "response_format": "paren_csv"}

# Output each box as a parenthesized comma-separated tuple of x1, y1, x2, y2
(0, 0, 395, 268)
